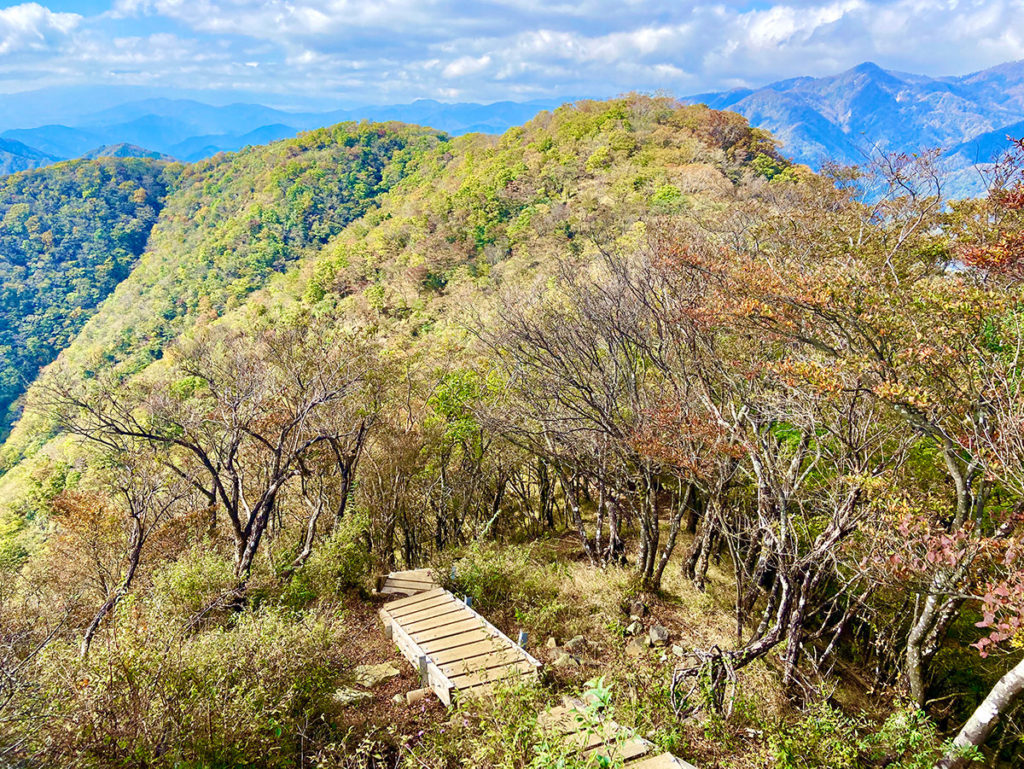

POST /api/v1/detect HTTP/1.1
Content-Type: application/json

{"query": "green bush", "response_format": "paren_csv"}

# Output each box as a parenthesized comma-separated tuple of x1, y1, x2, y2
(766, 703, 968, 769)
(444, 541, 569, 631)
(25, 606, 347, 768)
(284, 512, 372, 605)
(150, 542, 237, 618)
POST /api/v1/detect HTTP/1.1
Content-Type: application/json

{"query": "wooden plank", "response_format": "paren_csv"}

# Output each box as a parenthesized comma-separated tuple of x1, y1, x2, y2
(585, 738, 650, 762)
(470, 609, 543, 670)
(628, 753, 700, 769)
(421, 628, 494, 654)
(402, 607, 473, 634)
(382, 586, 446, 610)
(388, 568, 433, 579)
(385, 607, 455, 705)
(440, 648, 528, 678)
(430, 638, 510, 666)
(384, 577, 437, 589)
(388, 594, 460, 620)
(448, 659, 537, 689)
(411, 617, 482, 644)
(423, 659, 456, 707)
(397, 602, 466, 627)
(381, 585, 428, 596)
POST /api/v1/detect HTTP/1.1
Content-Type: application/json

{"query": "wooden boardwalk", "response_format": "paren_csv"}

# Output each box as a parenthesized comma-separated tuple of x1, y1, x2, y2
(379, 587, 542, 706)
(539, 698, 698, 769)
(375, 568, 438, 597)
(375, 570, 698, 767)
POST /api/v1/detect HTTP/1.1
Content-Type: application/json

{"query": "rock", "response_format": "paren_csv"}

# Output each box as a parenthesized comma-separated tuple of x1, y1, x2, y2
(565, 635, 587, 652)
(406, 687, 429, 705)
(552, 652, 580, 669)
(628, 600, 648, 620)
(624, 620, 643, 637)
(353, 662, 401, 688)
(648, 625, 670, 647)
(671, 644, 686, 658)
(545, 636, 559, 649)
(332, 687, 372, 708)
(391, 693, 406, 704)
(625, 638, 648, 657)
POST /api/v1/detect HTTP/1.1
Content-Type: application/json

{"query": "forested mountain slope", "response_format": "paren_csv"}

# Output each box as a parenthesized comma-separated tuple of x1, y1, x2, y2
(0, 158, 172, 437)
(0, 100, 780, 475)
(7, 97, 1023, 768)
(0, 122, 446, 469)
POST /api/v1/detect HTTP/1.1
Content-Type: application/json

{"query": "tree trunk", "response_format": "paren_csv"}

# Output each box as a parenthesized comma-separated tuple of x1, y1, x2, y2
(936, 656, 1024, 769)
(653, 485, 692, 588)
(81, 518, 143, 658)
(907, 590, 941, 707)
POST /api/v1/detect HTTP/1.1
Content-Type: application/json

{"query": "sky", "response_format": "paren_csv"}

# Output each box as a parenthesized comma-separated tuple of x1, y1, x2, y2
(1, 0, 1024, 105)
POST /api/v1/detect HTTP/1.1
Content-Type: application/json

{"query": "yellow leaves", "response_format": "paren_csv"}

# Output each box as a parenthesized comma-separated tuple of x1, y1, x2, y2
(872, 381, 933, 410)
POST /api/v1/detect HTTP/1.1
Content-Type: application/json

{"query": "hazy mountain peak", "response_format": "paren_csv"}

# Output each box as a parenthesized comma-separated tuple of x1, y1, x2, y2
(685, 58, 1024, 196)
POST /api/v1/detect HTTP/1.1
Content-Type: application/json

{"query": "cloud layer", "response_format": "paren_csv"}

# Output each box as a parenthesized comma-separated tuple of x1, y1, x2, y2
(2, 0, 1023, 102)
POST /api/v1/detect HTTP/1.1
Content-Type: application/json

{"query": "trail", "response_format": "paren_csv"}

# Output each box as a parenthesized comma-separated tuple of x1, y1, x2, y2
(376, 569, 699, 768)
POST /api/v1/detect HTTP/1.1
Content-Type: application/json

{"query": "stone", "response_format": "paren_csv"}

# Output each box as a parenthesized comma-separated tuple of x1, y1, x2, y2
(406, 687, 429, 705)
(332, 687, 372, 708)
(391, 693, 406, 704)
(565, 635, 587, 652)
(625, 638, 647, 657)
(648, 625, 670, 647)
(545, 636, 559, 649)
(628, 600, 648, 620)
(552, 652, 580, 669)
(671, 644, 686, 658)
(624, 620, 643, 637)
(353, 662, 401, 688)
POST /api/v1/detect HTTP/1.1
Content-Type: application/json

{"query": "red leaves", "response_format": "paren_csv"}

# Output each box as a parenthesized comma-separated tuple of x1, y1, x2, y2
(630, 399, 744, 477)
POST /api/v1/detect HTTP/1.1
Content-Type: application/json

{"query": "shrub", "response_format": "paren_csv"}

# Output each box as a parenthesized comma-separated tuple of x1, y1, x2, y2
(765, 703, 964, 769)
(284, 512, 371, 605)
(24, 606, 348, 768)
(149, 541, 237, 618)
(443, 541, 569, 632)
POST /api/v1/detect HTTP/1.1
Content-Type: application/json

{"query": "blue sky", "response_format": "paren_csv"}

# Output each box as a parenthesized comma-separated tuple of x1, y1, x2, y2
(2, 0, 1023, 104)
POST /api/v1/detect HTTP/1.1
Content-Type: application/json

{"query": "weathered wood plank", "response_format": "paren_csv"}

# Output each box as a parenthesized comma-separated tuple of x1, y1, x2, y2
(384, 577, 437, 589)
(441, 648, 529, 678)
(402, 607, 474, 634)
(448, 659, 538, 689)
(381, 585, 428, 597)
(420, 628, 494, 654)
(389, 595, 461, 621)
(430, 638, 511, 666)
(382, 586, 446, 610)
(398, 604, 467, 627)
(410, 617, 483, 644)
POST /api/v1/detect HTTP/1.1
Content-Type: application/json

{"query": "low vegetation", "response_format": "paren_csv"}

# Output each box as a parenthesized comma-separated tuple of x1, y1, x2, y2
(1, 98, 1023, 767)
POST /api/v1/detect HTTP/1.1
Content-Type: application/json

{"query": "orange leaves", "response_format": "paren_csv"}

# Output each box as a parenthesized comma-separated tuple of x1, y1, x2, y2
(960, 230, 1024, 280)
(630, 399, 744, 478)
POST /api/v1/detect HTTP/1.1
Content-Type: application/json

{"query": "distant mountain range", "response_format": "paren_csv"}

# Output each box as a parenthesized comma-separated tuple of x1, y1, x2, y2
(4, 60, 1024, 196)
(0, 138, 60, 175)
(688, 60, 1024, 196)
(0, 95, 561, 173)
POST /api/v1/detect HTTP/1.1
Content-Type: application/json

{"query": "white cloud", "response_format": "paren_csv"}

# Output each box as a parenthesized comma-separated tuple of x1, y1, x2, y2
(443, 54, 491, 78)
(0, 2, 79, 54)
(3, 0, 1024, 103)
